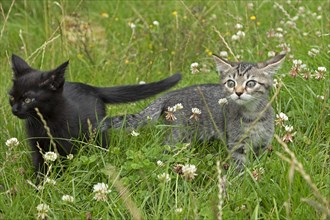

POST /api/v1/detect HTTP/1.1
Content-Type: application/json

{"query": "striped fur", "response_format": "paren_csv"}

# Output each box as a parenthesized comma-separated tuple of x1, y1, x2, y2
(111, 53, 286, 170)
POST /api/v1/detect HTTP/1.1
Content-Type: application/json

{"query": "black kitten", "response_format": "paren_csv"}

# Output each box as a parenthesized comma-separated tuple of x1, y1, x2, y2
(9, 54, 181, 178)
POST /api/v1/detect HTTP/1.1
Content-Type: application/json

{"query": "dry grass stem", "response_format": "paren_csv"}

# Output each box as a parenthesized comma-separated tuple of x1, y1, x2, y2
(103, 164, 143, 220)
(212, 26, 238, 61)
(275, 135, 330, 218)
(216, 161, 224, 220)
(0, 0, 15, 39)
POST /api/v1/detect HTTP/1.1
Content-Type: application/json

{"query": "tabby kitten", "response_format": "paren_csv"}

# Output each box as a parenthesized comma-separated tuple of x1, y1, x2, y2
(9, 54, 181, 177)
(111, 53, 286, 169)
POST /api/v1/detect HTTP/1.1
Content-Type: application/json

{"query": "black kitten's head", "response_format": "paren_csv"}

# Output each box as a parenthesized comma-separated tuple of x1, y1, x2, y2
(9, 55, 69, 119)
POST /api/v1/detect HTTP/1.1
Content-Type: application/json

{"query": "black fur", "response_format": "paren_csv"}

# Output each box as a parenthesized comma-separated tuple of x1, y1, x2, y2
(8, 54, 181, 177)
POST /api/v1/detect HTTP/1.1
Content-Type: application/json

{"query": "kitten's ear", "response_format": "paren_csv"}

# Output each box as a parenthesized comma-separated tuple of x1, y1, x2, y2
(257, 53, 286, 75)
(39, 61, 69, 91)
(11, 54, 32, 78)
(212, 54, 235, 74)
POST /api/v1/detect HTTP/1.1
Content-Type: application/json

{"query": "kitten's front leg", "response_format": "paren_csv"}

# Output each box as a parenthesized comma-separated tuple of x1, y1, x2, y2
(228, 142, 249, 171)
(30, 142, 46, 184)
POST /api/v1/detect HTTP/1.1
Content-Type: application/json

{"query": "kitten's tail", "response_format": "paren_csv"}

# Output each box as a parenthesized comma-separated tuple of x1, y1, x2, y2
(95, 73, 181, 104)
(109, 99, 165, 129)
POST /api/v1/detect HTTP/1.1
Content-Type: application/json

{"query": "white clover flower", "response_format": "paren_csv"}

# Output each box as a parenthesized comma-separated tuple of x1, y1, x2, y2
(247, 2, 254, 9)
(175, 207, 183, 213)
(157, 173, 170, 182)
(67, 154, 74, 160)
(252, 167, 265, 181)
(5, 137, 19, 148)
(276, 27, 283, 32)
(316, 15, 322, 20)
(62, 195, 74, 202)
(268, 51, 276, 57)
(44, 152, 58, 162)
(276, 43, 291, 53)
(311, 48, 320, 53)
(275, 112, 289, 126)
(156, 160, 164, 167)
(300, 63, 307, 70)
(273, 79, 279, 87)
(317, 67, 326, 72)
(317, 95, 325, 100)
(236, 30, 245, 38)
(308, 48, 320, 57)
(139, 81, 146, 85)
(231, 34, 239, 41)
(182, 164, 197, 180)
(315, 67, 326, 80)
(285, 20, 296, 28)
(298, 6, 305, 13)
(219, 51, 228, 57)
(276, 112, 289, 121)
(235, 23, 243, 29)
(291, 15, 299, 21)
(153, 20, 159, 26)
(284, 125, 294, 132)
(274, 33, 283, 39)
(44, 178, 56, 185)
(165, 106, 177, 121)
(210, 14, 217, 20)
(36, 203, 49, 220)
(293, 59, 302, 65)
(93, 182, 111, 202)
(173, 103, 184, 111)
(218, 98, 228, 106)
(129, 22, 136, 29)
(131, 130, 140, 137)
(167, 106, 175, 112)
(190, 62, 199, 74)
(190, 108, 202, 120)
(191, 108, 201, 115)
(200, 64, 211, 73)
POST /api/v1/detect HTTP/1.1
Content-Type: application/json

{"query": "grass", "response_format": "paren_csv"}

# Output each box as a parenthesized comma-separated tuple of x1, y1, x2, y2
(0, 0, 329, 219)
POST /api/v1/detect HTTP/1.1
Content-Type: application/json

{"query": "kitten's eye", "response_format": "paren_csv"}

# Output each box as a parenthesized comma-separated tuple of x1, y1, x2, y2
(246, 80, 257, 88)
(24, 98, 32, 104)
(226, 80, 236, 88)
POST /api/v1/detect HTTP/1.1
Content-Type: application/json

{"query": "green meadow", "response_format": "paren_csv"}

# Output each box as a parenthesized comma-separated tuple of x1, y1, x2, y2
(0, 0, 329, 219)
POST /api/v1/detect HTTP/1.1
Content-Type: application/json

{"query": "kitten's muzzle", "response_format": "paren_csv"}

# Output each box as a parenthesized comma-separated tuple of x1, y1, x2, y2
(11, 105, 27, 119)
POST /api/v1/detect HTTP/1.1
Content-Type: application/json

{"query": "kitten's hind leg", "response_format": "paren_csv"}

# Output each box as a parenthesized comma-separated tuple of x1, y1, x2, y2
(94, 118, 111, 147)
(163, 124, 191, 149)
(99, 117, 111, 132)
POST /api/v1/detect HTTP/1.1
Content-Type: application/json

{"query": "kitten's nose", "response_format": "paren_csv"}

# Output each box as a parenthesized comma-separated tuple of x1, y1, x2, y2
(235, 86, 244, 97)
(235, 91, 243, 97)
(12, 105, 19, 114)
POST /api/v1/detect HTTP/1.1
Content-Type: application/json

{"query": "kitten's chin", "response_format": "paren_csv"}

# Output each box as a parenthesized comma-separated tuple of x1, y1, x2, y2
(234, 99, 247, 105)
(12, 112, 28, 119)
(230, 94, 252, 105)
